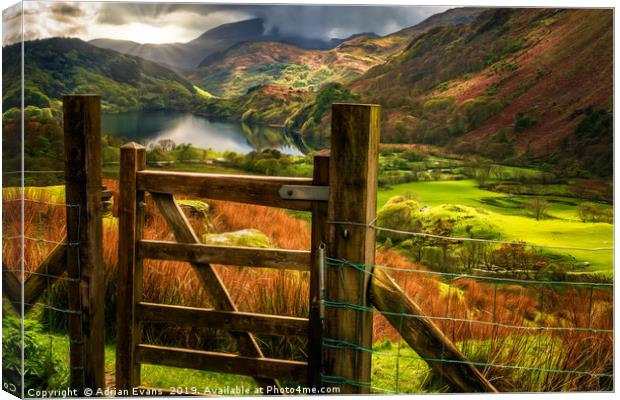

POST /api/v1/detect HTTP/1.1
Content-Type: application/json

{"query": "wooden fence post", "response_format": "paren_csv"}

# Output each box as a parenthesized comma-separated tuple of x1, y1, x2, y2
(308, 151, 330, 388)
(325, 103, 381, 393)
(63, 95, 105, 393)
(116, 142, 146, 393)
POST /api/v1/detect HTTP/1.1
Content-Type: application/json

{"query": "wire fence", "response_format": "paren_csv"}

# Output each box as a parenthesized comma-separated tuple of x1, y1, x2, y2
(2, 194, 86, 394)
(320, 253, 613, 393)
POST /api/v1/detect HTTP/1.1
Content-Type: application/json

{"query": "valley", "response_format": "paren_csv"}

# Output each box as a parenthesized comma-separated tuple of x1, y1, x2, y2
(1, 4, 613, 395)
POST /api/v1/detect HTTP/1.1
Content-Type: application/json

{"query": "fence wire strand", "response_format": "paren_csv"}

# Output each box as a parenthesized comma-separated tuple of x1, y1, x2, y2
(327, 219, 613, 251)
(2, 201, 87, 390)
(320, 255, 613, 393)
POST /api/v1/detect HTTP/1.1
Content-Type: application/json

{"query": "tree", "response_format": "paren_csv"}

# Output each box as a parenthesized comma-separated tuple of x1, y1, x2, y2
(527, 197, 549, 220)
(157, 139, 176, 152)
(475, 163, 492, 186)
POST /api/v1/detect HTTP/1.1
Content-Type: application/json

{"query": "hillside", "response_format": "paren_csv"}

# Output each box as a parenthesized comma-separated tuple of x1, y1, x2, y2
(2, 37, 200, 113)
(346, 8, 612, 175)
(190, 7, 486, 140)
(188, 34, 397, 97)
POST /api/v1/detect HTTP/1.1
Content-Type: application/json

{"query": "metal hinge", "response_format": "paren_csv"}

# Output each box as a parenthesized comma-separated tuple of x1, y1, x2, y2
(279, 185, 329, 201)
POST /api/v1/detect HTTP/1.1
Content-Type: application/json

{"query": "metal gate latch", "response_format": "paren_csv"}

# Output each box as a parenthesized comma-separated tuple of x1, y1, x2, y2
(279, 185, 329, 201)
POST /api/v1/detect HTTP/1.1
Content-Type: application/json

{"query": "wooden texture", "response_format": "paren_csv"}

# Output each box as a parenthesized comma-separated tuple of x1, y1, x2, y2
(2, 262, 22, 310)
(2, 243, 67, 312)
(325, 104, 381, 394)
(136, 344, 308, 382)
(137, 302, 309, 337)
(116, 142, 147, 392)
(370, 268, 498, 392)
(138, 170, 314, 211)
(150, 193, 280, 390)
(308, 153, 330, 387)
(138, 240, 310, 271)
(23, 243, 68, 309)
(63, 95, 105, 393)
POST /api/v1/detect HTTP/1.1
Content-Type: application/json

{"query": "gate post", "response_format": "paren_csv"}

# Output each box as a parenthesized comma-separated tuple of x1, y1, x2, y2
(63, 95, 105, 393)
(116, 142, 146, 393)
(308, 150, 330, 388)
(324, 103, 381, 393)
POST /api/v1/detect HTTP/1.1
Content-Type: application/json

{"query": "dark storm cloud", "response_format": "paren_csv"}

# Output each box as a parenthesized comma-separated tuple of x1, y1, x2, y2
(51, 3, 85, 17)
(50, 2, 86, 23)
(96, 3, 448, 39)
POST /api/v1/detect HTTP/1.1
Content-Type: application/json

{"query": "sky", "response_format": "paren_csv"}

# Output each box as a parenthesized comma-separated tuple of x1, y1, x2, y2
(2, 1, 448, 46)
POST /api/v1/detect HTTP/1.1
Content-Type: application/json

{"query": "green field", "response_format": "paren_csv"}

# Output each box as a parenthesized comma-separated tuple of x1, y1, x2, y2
(378, 180, 613, 276)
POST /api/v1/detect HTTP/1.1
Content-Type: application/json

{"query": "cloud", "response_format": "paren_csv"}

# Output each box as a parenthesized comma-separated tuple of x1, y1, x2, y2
(2, 4, 23, 46)
(3, 1, 98, 46)
(3, 2, 449, 46)
(49, 2, 86, 23)
(94, 3, 449, 40)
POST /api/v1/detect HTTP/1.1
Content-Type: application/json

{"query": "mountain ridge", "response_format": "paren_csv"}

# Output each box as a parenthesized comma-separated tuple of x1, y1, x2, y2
(89, 17, 365, 70)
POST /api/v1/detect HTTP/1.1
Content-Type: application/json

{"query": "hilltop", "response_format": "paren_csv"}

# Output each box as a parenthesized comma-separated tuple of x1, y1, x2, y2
(2, 37, 201, 113)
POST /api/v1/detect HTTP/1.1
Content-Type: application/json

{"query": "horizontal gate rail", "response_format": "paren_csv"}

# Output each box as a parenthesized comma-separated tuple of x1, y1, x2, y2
(137, 170, 319, 211)
(136, 344, 308, 382)
(138, 240, 311, 271)
(137, 302, 309, 336)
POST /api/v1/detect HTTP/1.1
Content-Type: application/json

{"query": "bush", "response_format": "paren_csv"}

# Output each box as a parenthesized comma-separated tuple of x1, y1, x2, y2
(376, 197, 422, 242)
(576, 202, 613, 223)
(460, 96, 504, 130)
(514, 113, 537, 133)
(526, 197, 549, 220)
(2, 317, 68, 394)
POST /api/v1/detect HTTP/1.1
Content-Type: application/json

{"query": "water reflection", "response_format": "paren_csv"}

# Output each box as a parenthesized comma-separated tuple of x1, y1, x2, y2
(102, 110, 304, 155)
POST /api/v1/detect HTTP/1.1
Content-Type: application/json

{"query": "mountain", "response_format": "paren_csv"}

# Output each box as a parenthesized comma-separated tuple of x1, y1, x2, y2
(346, 8, 613, 175)
(189, 34, 396, 98)
(189, 8, 491, 133)
(194, 8, 612, 176)
(90, 18, 359, 70)
(2, 38, 202, 113)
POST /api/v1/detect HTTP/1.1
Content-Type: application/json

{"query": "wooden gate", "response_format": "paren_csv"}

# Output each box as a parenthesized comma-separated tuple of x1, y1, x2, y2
(115, 104, 382, 394)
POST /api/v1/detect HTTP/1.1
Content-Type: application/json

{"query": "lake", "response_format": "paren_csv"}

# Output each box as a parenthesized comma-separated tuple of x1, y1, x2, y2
(101, 110, 305, 155)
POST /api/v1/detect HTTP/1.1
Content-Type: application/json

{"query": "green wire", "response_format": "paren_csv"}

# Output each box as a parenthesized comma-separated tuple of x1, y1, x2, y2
(322, 337, 613, 378)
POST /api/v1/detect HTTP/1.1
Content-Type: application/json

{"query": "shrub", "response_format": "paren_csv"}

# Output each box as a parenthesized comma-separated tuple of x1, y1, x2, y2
(376, 197, 422, 242)
(526, 197, 549, 220)
(577, 202, 613, 223)
(2, 317, 68, 394)
(514, 113, 537, 133)
(575, 108, 612, 140)
(460, 96, 504, 130)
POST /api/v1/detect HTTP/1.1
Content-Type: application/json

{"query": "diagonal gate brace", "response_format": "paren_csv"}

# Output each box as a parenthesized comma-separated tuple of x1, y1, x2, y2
(151, 193, 282, 391)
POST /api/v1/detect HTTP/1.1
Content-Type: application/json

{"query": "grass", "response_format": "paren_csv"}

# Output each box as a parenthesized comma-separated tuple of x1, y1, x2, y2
(378, 180, 613, 275)
(194, 85, 216, 99)
(4, 180, 613, 393)
(32, 332, 258, 395)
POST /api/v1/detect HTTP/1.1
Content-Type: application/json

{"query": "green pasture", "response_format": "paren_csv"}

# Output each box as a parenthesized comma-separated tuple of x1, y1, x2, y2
(378, 180, 613, 276)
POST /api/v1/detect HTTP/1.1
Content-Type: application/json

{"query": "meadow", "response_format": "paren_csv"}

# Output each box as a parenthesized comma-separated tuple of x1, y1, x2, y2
(2, 159, 613, 393)
(377, 180, 613, 276)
